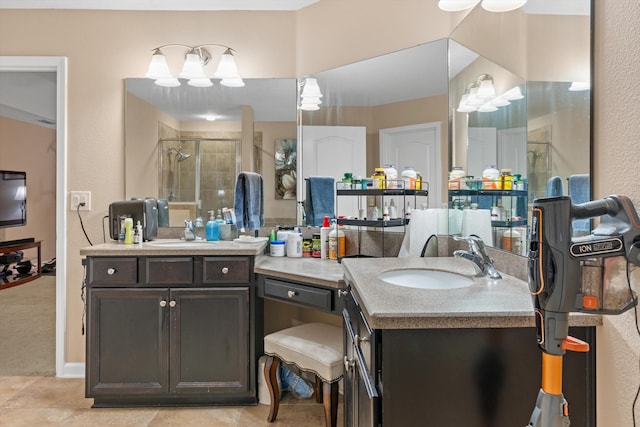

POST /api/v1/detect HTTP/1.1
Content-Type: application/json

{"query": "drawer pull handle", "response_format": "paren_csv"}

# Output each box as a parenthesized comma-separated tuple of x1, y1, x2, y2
(107, 268, 116, 275)
(344, 355, 354, 371)
(338, 290, 348, 298)
(287, 290, 296, 298)
(160, 300, 167, 307)
(355, 334, 369, 346)
(169, 300, 176, 308)
(221, 267, 229, 274)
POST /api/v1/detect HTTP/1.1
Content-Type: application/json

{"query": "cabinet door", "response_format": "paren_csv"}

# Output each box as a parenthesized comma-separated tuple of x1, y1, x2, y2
(86, 288, 169, 397)
(170, 287, 251, 397)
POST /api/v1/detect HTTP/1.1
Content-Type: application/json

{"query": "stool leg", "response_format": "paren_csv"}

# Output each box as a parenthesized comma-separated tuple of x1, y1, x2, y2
(264, 355, 281, 422)
(315, 375, 323, 403)
(322, 381, 339, 427)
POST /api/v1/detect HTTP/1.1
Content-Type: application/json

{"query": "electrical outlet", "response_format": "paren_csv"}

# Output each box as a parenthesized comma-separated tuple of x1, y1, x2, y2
(70, 191, 91, 211)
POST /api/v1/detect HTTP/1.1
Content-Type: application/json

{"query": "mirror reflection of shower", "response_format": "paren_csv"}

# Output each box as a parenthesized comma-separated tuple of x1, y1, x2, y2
(158, 138, 241, 218)
(166, 145, 191, 201)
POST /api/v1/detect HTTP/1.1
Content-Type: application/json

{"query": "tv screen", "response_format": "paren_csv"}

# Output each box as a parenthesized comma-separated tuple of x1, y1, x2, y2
(0, 171, 27, 228)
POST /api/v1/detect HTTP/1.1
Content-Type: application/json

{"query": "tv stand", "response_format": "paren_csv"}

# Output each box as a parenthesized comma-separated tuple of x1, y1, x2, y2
(0, 240, 41, 291)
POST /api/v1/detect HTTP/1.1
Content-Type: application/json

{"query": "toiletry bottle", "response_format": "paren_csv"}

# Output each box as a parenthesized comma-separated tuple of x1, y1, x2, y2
(389, 199, 398, 219)
(118, 216, 126, 244)
(123, 217, 134, 245)
(415, 171, 422, 190)
(491, 203, 500, 221)
(287, 232, 303, 258)
(134, 220, 143, 244)
(215, 209, 225, 224)
(383, 202, 390, 221)
(320, 215, 331, 259)
(206, 210, 219, 241)
(404, 202, 412, 222)
(328, 219, 346, 260)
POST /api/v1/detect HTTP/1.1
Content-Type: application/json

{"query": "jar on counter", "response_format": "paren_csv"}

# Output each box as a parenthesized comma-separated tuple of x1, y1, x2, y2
(448, 166, 466, 190)
(482, 165, 500, 190)
(499, 168, 513, 190)
(372, 168, 386, 189)
(383, 164, 398, 189)
(401, 166, 417, 190)
(270, 240, 286, 257)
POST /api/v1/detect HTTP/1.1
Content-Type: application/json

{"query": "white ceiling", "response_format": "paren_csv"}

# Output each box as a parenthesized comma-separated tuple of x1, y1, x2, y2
(0, 0, 319, 10)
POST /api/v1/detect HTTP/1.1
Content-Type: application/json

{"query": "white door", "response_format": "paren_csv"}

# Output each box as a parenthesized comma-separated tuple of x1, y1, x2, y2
(497, 127, 527, 175)
(298, 126, 366, 221)
(380, 122, 441, 208)
(467, 127, 498, 178)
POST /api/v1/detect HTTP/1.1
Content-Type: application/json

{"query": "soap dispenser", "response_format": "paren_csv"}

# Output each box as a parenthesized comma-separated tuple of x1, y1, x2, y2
(206, 210, 219, 241)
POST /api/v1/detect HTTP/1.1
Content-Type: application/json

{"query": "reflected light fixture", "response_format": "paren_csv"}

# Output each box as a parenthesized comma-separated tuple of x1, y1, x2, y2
(299, 77, 323, 111)
(458, 77, 523, 114)
(145, 44, 244, 88)
(438, 0, 527, 12)
(569, 81, 590, 91)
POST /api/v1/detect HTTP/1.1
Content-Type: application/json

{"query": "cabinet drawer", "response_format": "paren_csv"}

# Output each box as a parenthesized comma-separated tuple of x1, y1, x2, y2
(88, 257, 138, 286)
(263, 278, 332, 311)
(144, 257, 193, 285)
(203, 257, 250, 284)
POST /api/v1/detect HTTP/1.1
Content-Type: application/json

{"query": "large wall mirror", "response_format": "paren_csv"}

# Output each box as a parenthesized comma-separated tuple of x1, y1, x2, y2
(125, 78, 298, 226)
(448, 1, 592, 255)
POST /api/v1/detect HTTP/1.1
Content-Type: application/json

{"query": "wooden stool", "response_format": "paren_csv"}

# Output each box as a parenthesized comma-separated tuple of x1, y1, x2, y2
(263, 322, 343, 427)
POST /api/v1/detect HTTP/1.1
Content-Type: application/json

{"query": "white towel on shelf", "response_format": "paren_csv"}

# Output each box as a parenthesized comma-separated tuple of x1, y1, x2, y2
(461, 209, 493, 246)
(398, 209, 448, 258)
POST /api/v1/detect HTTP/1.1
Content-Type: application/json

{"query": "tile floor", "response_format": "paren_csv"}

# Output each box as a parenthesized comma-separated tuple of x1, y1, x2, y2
(0, 376, 344, 426)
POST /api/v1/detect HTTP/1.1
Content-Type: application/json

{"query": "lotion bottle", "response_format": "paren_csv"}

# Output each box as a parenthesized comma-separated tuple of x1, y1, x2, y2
(123, 218, 134, 245)
(320, 215, 331, 259)
(134, 221, 143, 244)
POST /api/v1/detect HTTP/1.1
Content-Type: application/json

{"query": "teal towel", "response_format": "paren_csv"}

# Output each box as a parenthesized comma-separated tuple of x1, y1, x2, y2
(305, 177, 335, 226)
(546, 176, 564, 197)
(234, 172, 264, 231)
(569, 174, 590, 233)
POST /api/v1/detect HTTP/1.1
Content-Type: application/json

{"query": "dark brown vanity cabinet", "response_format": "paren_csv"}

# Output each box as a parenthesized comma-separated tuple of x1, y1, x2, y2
(85, 256, 257, 407)
(342, 286, 596, 427)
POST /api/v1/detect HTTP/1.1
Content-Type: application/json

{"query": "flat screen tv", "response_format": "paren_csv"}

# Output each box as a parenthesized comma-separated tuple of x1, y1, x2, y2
(0, 171, 27, 228)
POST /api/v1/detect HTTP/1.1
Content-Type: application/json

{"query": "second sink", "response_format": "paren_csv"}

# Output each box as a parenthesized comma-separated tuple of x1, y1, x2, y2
(378, 269, 474, 290)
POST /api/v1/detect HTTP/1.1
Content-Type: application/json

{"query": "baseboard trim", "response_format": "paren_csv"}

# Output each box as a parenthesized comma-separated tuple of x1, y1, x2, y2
(61, 362, 85, 378)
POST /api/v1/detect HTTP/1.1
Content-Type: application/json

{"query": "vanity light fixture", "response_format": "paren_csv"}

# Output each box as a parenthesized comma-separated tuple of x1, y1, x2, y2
(476, 74, 496, 98)
(438, 0, 527, 12)
(502, 86, 524, 100)
(145, 44, 244, 88)
(299, 77, 323, 111)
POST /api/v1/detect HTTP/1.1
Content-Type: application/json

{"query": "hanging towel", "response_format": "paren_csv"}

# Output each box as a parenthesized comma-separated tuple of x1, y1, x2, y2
(305, 177, 335, 226)
(569, 174, 591, 234)
(546, 176, 564, 197)
(234, 172, 264, 231)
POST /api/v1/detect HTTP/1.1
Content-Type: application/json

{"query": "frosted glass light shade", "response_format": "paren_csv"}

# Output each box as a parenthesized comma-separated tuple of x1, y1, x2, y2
(301, 77, 323, 98)
(179, 53, 207, 79)
(299, 102, 320, 111)
(154, 78, 181, 87)
(481, 0, 527, 12)
(214, 49, 241, 79)
(478, 103, 498, 112)
(490, 96, 511, 107)
(503, 86, 524, 100)
(221, 78, 245, 87)
(145, 51, 172, 79)
(438, 0, 478, 11)
(569, 81, 590, 91)
(477, 79, 496, 98)
(187, 78, 213, 87)
(457, 94, 478, 113)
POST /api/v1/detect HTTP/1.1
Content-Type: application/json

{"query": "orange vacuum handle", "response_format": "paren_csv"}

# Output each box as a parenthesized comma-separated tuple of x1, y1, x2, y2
(561, 336, 590, 352)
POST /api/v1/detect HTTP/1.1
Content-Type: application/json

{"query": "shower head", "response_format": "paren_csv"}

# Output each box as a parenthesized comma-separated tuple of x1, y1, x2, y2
(176, 150, 191, 162)
(168, 146, 191, 162)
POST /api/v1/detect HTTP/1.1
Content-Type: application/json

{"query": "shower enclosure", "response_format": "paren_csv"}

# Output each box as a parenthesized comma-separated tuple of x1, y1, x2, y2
(159, 138, 241, 220)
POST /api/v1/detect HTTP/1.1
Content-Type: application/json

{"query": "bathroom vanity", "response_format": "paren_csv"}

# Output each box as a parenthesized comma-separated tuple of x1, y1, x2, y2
(81, 240, 267, 407)
(341, 257, 600, 427)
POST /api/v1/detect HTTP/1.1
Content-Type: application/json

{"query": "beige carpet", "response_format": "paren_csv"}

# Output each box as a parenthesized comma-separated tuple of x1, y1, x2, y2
(0, 275, 56, 376)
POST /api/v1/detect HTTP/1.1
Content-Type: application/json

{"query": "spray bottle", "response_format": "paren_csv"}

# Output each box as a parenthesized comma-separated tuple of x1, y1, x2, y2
(320, 215, 331, 259)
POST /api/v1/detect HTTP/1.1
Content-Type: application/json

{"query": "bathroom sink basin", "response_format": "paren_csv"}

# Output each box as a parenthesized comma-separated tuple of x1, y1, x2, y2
(377, 269, 474, 290)
(148, 240, 220, 249)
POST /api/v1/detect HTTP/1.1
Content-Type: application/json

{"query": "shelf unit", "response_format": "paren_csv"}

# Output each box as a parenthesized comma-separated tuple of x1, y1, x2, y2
(336, 188, 429, 260)
(448, 189, 527, 254)
(0, 240, 42, 290)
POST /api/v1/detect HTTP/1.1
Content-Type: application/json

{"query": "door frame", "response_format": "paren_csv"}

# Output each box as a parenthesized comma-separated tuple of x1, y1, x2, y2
(0, 56, 68, 377)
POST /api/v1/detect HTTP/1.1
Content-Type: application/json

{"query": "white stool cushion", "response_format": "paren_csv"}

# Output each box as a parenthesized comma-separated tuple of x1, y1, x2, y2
(264, 322, 343, 383)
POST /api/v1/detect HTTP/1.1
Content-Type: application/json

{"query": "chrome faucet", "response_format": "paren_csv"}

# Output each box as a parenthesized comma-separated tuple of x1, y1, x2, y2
(184, 219, 196, 241)
(453, 235, 502, 280)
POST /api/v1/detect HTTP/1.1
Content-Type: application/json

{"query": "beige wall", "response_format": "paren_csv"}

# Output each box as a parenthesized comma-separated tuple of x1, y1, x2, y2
(0, 116, 56, 262)
(0, 1, 638, 424)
